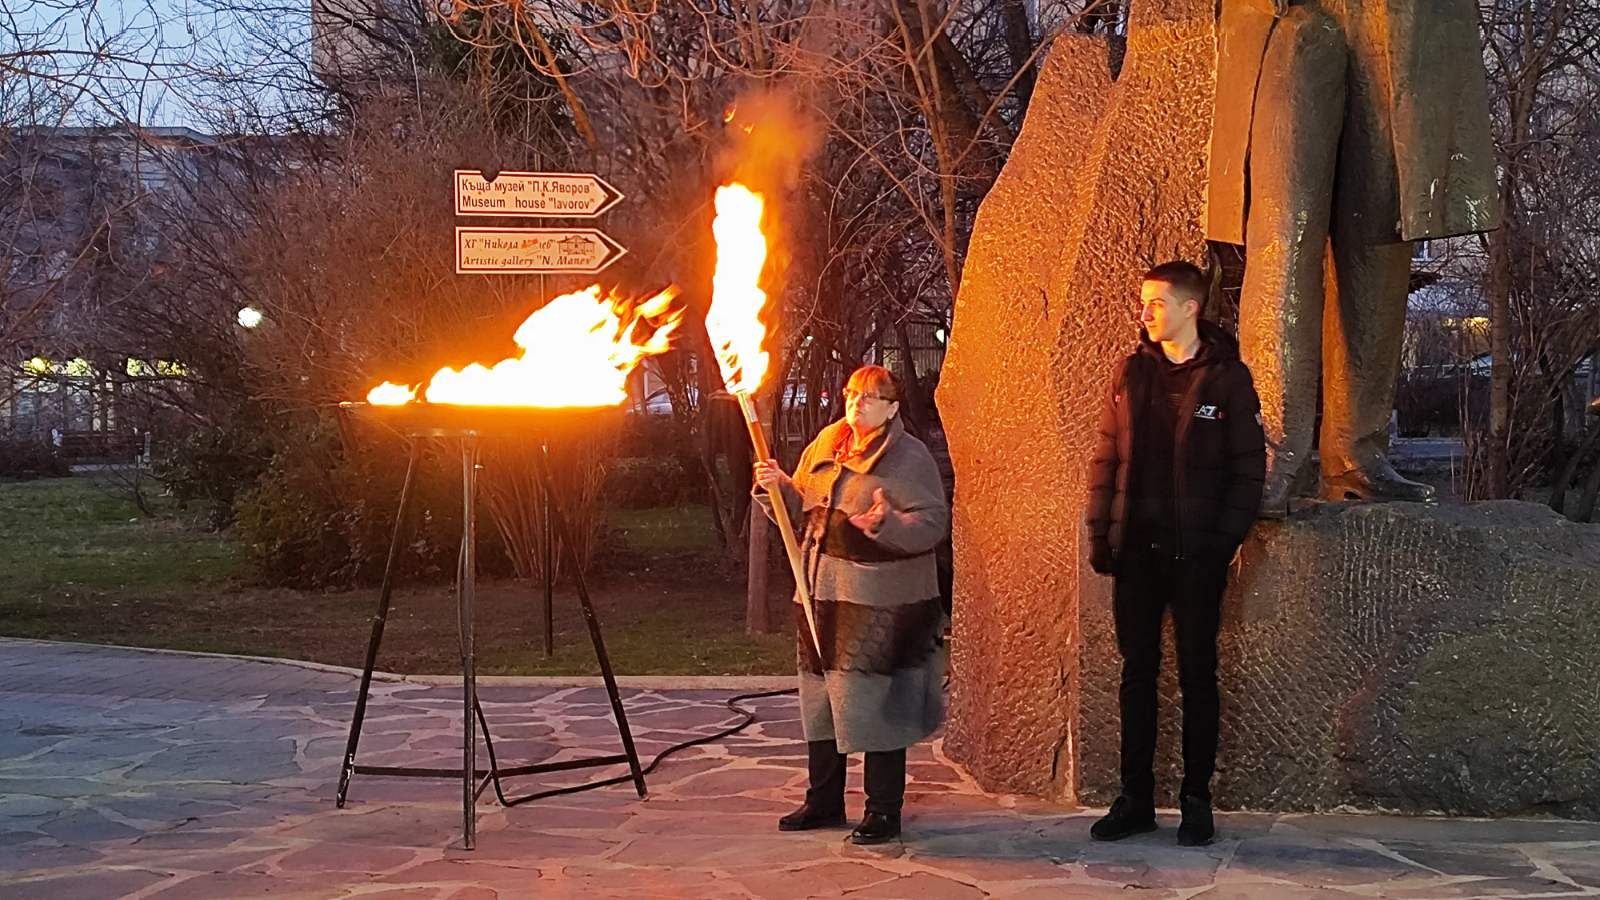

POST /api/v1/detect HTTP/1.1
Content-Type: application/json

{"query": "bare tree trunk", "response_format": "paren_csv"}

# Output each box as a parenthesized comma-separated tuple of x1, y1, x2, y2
(746, 506, 771, 633)
(1487, 222, 1514, 499)
(804, 344, 823, 438)
(999, 0, 1037, 107)
(698, 398, 751, 563)
(1548, 356, 1566, 478)
(887, 0, 997, 298)
(896, 319, 928, 432)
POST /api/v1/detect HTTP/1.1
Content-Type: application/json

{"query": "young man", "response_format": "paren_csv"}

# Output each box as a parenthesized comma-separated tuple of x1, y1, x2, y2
(1084, 260, 1266, 846)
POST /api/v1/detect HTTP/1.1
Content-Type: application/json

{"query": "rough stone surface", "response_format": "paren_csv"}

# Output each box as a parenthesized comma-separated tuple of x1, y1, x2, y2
(938, 0, 1215, 801)
(5, 639, 1600, 897)
(1077, 501, 1600, 815)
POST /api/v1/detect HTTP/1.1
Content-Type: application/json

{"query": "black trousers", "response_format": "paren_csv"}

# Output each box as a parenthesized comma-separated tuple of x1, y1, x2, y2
(805, 740, 906, 816)
(1112, 544, 1228, 804)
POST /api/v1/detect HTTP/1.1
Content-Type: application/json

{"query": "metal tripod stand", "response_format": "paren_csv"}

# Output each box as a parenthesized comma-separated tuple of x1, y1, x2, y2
(333, 426, 646, 850)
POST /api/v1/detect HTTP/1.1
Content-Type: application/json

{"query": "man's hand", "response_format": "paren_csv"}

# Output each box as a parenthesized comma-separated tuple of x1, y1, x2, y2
(849, 488, 891, 535)
(1200, 537, 1241, 570)
(753, 459, 791, 493)
(1089, 540, 1117, 576)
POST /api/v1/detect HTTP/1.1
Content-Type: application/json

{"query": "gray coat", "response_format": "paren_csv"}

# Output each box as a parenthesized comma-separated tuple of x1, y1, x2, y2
(758, 416, 949, 754)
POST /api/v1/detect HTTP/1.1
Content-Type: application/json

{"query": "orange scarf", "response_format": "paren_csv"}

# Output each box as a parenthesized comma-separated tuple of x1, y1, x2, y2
(832, 423, 885, 463)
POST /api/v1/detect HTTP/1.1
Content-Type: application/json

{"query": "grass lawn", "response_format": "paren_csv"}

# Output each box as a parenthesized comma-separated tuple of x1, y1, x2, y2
(0, 475, 793, 675)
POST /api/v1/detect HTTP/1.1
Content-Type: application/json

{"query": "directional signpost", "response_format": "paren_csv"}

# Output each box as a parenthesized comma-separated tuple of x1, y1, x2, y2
(452, 169, 627, 275)
(454, 170, 625, 219)
(455, 227, 627, 275)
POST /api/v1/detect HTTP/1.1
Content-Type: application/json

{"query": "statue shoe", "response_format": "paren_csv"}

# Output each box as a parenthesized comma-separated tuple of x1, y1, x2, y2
(1258, 446, 1305, 519)
(1323, 458, 1437, 503)
(1259, 474, 1293, 520)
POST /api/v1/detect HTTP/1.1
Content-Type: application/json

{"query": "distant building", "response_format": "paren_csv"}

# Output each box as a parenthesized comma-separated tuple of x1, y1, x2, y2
(0, 125, 299, 454)
(1399, 236, 1598, 437)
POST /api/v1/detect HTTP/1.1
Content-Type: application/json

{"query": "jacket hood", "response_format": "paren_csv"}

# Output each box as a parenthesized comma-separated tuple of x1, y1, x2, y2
(1136, 318, 1241, 366)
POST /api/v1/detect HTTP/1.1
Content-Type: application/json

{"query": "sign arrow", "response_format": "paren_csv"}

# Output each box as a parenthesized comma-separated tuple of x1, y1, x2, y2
(455, 227, 628, 275)
(454, 170, 625, 219)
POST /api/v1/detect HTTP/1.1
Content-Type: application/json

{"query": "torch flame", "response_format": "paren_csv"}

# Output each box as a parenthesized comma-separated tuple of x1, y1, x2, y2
(705, 183, 771, 395)
(366, 284, 683, 408)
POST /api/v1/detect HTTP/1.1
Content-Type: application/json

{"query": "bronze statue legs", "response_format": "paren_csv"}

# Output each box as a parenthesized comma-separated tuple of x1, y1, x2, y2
(1239, 0, 1432, 513)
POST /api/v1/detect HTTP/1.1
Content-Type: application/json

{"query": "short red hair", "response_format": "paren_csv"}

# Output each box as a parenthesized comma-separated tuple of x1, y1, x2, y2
(845, 365, 900, 402)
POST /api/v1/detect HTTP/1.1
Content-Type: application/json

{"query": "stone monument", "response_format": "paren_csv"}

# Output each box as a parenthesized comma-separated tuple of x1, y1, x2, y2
(938, 0, 1600, 816)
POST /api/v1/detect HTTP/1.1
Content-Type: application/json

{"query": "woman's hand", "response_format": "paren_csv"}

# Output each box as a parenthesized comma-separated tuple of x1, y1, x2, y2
(849, 488, 892, 535)
(753, 458, 791, 493)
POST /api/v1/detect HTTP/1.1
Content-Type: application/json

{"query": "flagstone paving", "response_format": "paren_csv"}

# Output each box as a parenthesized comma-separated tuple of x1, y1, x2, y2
(3, 638, 1600, 899)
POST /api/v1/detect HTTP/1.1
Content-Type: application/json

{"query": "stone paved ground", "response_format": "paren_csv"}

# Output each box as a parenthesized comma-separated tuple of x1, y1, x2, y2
(3, 639, 1600, 899)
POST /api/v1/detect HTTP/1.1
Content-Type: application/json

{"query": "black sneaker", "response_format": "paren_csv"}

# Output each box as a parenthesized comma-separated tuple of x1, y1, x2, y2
(849, 811, 901, 845)
(777, 803, 847, 832)
(1090, 795, 1157, 841)
(1177, 794, 1215, 846)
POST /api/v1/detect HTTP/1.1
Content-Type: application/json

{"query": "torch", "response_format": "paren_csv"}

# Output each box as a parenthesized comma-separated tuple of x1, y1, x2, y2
(706, 183, 824, 659)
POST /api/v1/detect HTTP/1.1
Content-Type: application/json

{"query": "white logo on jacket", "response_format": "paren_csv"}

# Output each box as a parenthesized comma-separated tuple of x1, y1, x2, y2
(1193, 404, 1224, 420)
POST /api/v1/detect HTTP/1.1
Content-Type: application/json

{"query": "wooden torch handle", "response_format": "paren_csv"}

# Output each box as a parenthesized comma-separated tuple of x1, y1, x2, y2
(737, 393, 825, 659)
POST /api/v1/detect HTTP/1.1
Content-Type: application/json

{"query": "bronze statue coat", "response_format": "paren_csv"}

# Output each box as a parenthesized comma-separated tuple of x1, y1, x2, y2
(756, 416, 949, 754)
(1207, 0, 1501, 246)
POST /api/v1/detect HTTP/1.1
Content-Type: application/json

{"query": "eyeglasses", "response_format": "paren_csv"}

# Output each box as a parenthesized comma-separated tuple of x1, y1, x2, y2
(843, 389, 891, 403)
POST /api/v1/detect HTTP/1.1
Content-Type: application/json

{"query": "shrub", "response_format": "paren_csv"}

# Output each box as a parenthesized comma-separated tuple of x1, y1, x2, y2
(609, 414, 706, 508)
(0, 437, 71, 479)
(1396, 374, 1466, 438)
(480, 431, 614, 582)
(233, 418, 512, 589)
(607, 455, 704, 508)
(151, 419, 271, 529)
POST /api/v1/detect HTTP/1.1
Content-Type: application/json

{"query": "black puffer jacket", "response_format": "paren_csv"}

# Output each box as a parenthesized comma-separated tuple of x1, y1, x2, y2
(1085, 320, 1266, 573)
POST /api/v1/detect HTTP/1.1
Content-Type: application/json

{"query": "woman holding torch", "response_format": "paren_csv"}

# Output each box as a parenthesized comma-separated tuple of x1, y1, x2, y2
(753, 365, 950, 846)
